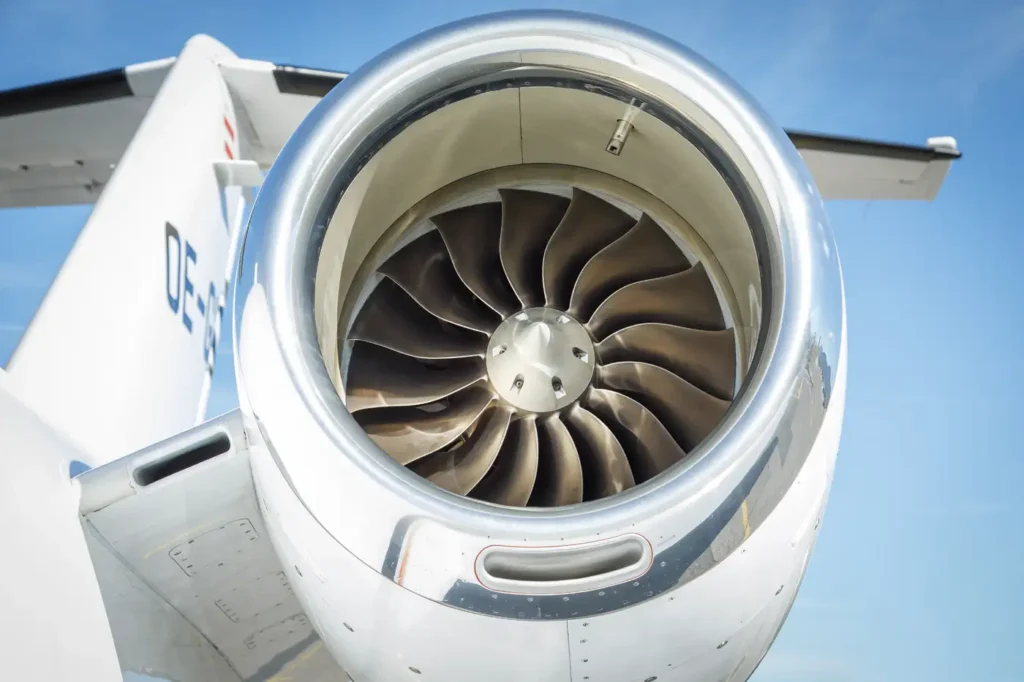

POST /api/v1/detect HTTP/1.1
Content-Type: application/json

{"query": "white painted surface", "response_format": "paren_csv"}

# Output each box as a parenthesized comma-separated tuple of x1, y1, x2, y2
(6, 35, 239, 465)
(0, 58, 173, 208)
(0, 371, 122, 682)
(82, 413, 345, 681)
(798, 147, 954, 200)
(84, 523, 241, 682)
(250, 437, 574, 682)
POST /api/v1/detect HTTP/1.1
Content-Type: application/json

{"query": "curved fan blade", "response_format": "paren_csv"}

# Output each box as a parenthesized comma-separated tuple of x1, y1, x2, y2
(432, 202, 521, 317)
(586, 263, 725, 340)
(378, 231, 500, 334)
(584, 388, 687, 483)
(471, 417, 540, 506)
(568, 214, 690, 321)
(563, 405, 635, 500)
(596, 362, 730, 451)
(349, 278, 489, 359)
(542, 189, 635, 310)
(355, 385, 494, 465)
(530, 416, 584, 507)
(345, 342, 486, 412)
(410, 406, 513, 495)
(498, 189, 571, 308)
(597, 324, 736, 400)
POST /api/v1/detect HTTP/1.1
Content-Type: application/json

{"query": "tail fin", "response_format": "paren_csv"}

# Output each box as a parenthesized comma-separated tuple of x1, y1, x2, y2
(5, 35, 255, 466)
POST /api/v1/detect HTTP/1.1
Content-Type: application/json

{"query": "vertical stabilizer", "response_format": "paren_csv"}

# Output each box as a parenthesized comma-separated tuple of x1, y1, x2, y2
(6, 35, 246, 465)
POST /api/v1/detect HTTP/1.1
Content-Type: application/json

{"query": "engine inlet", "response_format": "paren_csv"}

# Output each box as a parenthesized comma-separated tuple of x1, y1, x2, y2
(342, 183, 738, 507)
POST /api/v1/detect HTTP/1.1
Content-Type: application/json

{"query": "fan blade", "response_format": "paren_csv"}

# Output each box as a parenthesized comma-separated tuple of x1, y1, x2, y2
(542, 188, 636, 310)
(345, 342, 486, 412)
(584, 388, 687, 483)
(563, 405, 635, 500)
(596, 362, 730, 451)
(350, 278, 489, 359)
(355, 385, 494, 465)
(586, 263, 725, 340)
(410, 406, 513, 495)
(596, 324, 736, 400)
(378, 231, 500, 334)
(432, 203, 521, 317)
(471, 417, 540, 506)
(529, 416, 584, 507)
(498, 189, 571, 308)
(568, 214, 690, 321)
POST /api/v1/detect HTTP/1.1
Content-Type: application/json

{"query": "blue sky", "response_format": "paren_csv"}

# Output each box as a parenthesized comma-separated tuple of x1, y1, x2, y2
(2, 1, 1022, 680)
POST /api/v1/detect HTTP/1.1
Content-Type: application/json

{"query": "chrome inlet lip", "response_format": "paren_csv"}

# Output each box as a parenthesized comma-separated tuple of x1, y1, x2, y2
(237, 11, 841, 538)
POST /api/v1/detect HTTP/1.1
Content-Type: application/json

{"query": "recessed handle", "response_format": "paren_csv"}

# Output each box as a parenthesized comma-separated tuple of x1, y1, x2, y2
(475, 534, 652, 595)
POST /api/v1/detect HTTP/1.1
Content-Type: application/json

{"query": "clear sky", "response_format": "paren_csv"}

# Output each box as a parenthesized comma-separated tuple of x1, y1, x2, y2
(1, 1, 1022, 680)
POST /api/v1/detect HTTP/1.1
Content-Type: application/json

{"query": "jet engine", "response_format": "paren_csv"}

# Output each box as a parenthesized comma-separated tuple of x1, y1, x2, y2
(234, 10, 845, 682)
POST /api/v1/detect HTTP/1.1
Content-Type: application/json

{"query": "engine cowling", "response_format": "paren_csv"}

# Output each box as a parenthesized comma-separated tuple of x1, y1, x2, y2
(234, 10, 845, 682)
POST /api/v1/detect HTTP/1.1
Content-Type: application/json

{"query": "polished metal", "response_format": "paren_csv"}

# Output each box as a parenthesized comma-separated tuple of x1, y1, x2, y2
(605, 118, 633, 156)
(348, 278, 488, 360)
(595, 324, 736, 400)
(597, 362, 731, 451)
(587, 264, 725, 340)
(541, 188, 635, 310)
(345, 342, 485, 412)
(486, 307, 595, 413)
(432, 203, 521, 317)
(469, 416, 540, 506)
(498, 189, 572, 309)
(583, 388, 686, 483)
(236, 9, 843, 622)
(533, 416, 584, 506)
(410, 405, 513, 494)
(377, 231, 501, 334)
(344, 185, 735, 507)
(354, 384, 494, 464)
(568, 213, 690, 321)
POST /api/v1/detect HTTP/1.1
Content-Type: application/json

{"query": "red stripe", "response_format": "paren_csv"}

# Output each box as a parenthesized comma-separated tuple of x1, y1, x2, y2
(223, 115, 235, 141)
(224, 142, 234, 160)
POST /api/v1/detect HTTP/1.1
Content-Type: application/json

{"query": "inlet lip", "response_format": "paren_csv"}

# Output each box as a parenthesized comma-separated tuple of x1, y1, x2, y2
(235, 10, 843, 615)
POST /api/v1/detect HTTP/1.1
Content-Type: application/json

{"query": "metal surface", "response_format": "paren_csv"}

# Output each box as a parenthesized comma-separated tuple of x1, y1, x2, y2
(568, 213, 691, 321)
(596, 324, 736, 400)
(341, 186, 737, 507)
(377, 230, 501, 334)
(354, 384, 494, 465)
(541, 187, 635, 309)
(235, 9, 844, 625)
(349, 278, 488, 359)
(345, 342, 485, 412)
(587, 264, 725, 340)
(486, 307, 595, 413)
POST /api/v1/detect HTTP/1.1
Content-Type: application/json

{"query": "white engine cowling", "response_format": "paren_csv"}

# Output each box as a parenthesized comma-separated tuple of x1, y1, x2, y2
(234, 10, 845, 682)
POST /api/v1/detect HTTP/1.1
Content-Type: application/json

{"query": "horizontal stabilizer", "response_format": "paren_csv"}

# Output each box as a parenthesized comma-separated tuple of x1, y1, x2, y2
(0, 57, 345, 208)
(787, 130, 960, 201)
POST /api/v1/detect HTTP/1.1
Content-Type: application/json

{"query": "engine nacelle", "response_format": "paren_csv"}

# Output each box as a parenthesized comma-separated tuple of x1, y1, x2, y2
(234, 11, 845, 682)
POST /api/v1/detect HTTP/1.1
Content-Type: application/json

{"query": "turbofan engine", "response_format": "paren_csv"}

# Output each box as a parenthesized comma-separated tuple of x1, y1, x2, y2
(235, 11, 844, 682)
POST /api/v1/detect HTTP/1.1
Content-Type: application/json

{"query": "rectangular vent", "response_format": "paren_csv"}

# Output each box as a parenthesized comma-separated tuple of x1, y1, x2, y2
(133, 434, 231, 486)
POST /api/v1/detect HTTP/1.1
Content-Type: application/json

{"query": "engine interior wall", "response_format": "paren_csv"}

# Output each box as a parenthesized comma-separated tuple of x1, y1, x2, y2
(314, 86, 761, 394)
(314, 90, 522, 389)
